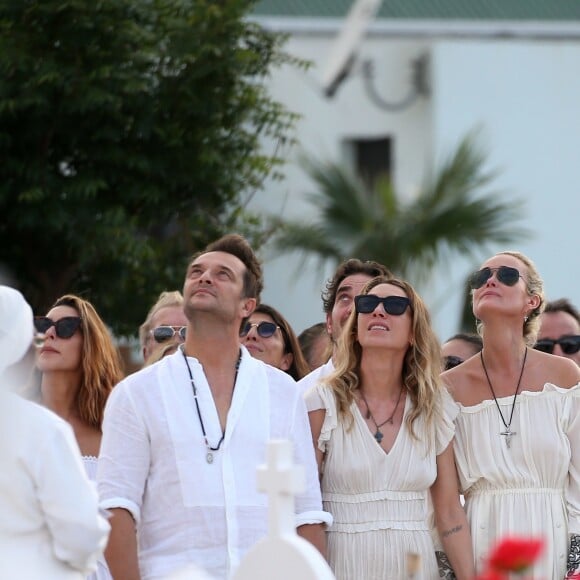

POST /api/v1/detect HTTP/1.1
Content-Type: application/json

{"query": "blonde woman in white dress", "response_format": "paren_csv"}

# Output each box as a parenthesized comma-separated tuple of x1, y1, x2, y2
(443, 251, 580, 578)
(306, 276, 474, 580)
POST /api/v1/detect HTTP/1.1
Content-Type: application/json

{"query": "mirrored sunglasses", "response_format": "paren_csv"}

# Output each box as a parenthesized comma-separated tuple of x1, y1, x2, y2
(444, 355, 464, 371)
(354, 295, 411, 316)
(34, 316, 82, 339)
(152, 326, 187, 343)
(469, 266, 522, 290)
(534, 335, 580, 355)
(240, 321, 279, 338)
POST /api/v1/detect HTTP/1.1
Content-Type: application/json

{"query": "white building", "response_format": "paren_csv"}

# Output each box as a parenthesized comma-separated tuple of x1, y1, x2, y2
(250, 1, 580, 341)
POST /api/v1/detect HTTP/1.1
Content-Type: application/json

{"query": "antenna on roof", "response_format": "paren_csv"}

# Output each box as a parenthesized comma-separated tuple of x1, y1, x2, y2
(321, 0, 383, 98)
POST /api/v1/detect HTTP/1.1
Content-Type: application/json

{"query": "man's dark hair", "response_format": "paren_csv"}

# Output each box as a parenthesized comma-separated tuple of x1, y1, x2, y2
(544, 298, 580, 325)
(445, 332, 483, 352)
(194, 233, 264, 301)
(321, 259, 391, 314)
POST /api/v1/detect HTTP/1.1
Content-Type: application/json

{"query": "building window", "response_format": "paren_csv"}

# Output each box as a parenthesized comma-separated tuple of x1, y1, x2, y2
(344, 136, 392, 191)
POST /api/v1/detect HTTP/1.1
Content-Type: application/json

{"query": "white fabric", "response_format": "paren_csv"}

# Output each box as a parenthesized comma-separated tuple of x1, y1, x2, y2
(83, 457, 113, 580)
(0, 285, 34, 389)
(297, 358, 335, 395)
(98, 347, 329, 580)
(453, 382, 580, 578)
(305, 384, 457, 580)
(0, 392, 110, 579)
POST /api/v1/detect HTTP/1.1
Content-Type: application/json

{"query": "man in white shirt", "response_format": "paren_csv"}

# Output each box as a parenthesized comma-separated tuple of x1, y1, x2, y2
(298, 258, 391, 394)
(99, 234, 330, 580)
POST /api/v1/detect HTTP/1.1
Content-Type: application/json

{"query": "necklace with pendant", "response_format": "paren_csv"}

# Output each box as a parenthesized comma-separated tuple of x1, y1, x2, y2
(359, 387, 404, 444)
(182, 348, 241, 464)
(480, 347, 528, 450)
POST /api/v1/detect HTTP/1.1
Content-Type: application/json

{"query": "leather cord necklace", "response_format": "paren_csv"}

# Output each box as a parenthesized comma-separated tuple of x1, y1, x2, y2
(182, 348, 241, 464)
(480, 347, 528, 449)
(359, 387, 404, 444)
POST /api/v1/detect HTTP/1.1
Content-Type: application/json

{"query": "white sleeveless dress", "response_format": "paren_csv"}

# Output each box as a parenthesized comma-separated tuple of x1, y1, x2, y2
(453, 383, 580, 578)
(83, 457, 113, 580)
(305, 385, 457, 580)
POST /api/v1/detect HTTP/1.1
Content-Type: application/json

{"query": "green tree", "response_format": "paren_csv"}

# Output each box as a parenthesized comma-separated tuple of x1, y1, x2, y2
(273, 132, 530, 327)
(0, 0, 298, 335)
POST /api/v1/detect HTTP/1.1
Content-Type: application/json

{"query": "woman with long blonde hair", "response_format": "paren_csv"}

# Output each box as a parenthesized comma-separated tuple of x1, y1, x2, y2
(443, 251, 580, 578)
(306, 275, 474, 579)
(36, 294, 124, 580)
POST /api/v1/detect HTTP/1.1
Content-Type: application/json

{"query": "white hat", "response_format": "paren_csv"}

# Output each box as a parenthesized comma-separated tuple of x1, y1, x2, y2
(0, 286, 34, 379)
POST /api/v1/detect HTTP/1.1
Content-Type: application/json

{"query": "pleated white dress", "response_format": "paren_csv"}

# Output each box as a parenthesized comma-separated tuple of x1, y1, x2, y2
(453, 383, 580, 578)
(305, 385, 457, 580)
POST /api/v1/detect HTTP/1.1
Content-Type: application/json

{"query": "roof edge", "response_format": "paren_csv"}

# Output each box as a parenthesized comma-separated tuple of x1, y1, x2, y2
(251, 16, 580, 40)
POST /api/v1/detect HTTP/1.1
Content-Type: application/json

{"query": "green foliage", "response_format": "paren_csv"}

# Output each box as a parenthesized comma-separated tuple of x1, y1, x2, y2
(273, 131, 530, 286)
(0, 0, 299, 335)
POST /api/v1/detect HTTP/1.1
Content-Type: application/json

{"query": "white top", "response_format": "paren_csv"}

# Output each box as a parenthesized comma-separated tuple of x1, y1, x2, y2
(297, 358, 335, 395)
(0, 392, 110, 580)
(306, 384, 456, 580)
(83, 457, 113, 580)
(98, 347, 330, 580)
(453, 382, 580, 578)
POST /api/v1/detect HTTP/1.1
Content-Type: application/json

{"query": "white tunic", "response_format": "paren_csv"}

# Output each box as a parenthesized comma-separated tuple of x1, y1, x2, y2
(306, 384, 457, 580)
(297, 358, 335, 395)
(98, 347, 330, 580)
(0, 392, 110, 580)
(453, 382, 580, 578)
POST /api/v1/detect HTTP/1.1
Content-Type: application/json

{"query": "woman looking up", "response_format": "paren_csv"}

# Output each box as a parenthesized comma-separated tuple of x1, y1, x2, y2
(306, 276, 474, 579)
(443, 251, 580, 578)
(36, 294, 124, 580)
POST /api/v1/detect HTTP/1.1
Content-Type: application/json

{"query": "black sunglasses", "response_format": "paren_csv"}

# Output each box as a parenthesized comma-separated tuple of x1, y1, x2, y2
(534, 335, 580, 355)
(152, 326, 187, 343)
(444, 355, 464, 371)
(240, 321, 279, 338)
(469, 266, 522, 290)
(354, 295, 411, 316)
(34, 316, 82, 339)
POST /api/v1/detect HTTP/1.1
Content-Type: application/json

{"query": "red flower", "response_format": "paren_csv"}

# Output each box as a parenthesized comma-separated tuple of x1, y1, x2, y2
(488, 537, 544, 573)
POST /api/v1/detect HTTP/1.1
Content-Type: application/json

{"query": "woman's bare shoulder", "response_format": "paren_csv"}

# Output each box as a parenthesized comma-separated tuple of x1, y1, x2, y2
(441, 355, 485, 406)
(530, 349, 580, 389)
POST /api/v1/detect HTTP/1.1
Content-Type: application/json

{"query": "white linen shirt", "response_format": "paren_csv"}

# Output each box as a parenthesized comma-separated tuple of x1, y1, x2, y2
(297, 358, 335, 395)
(98, 347, 330, 580)
(0, 392, 110, 580)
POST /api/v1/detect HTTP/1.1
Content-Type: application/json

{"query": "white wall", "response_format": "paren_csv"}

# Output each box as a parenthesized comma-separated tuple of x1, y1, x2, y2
(431, 40, 580, 339)
(250, 35, 431, 336)
(252, 31, 580, 341)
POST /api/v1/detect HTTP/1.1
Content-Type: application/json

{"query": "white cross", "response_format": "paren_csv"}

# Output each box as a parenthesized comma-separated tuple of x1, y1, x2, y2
(256, 440, 305, 537)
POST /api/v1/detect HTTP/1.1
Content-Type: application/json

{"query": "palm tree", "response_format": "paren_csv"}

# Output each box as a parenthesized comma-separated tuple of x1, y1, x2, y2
(273, 131, 530, 287)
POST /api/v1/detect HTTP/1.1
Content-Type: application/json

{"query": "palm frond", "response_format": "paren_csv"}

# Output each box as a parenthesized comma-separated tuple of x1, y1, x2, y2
(272, 132, 531, 286)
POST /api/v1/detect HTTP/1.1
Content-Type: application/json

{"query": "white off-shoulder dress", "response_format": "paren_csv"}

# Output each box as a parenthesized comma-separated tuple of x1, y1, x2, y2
(83, 457, 112, 580)
(453, 383, 580, 578)
(305, 385, 457, 580)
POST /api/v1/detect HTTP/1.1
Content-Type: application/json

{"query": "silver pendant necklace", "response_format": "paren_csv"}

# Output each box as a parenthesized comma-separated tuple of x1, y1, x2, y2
(359, 387, 404, 444)
(182, 348, 241, 464)
(480, 347, 528, 449)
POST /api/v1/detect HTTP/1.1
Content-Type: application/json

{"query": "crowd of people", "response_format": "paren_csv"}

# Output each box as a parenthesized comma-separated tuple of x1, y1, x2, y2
(1, 233, 579, 580)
